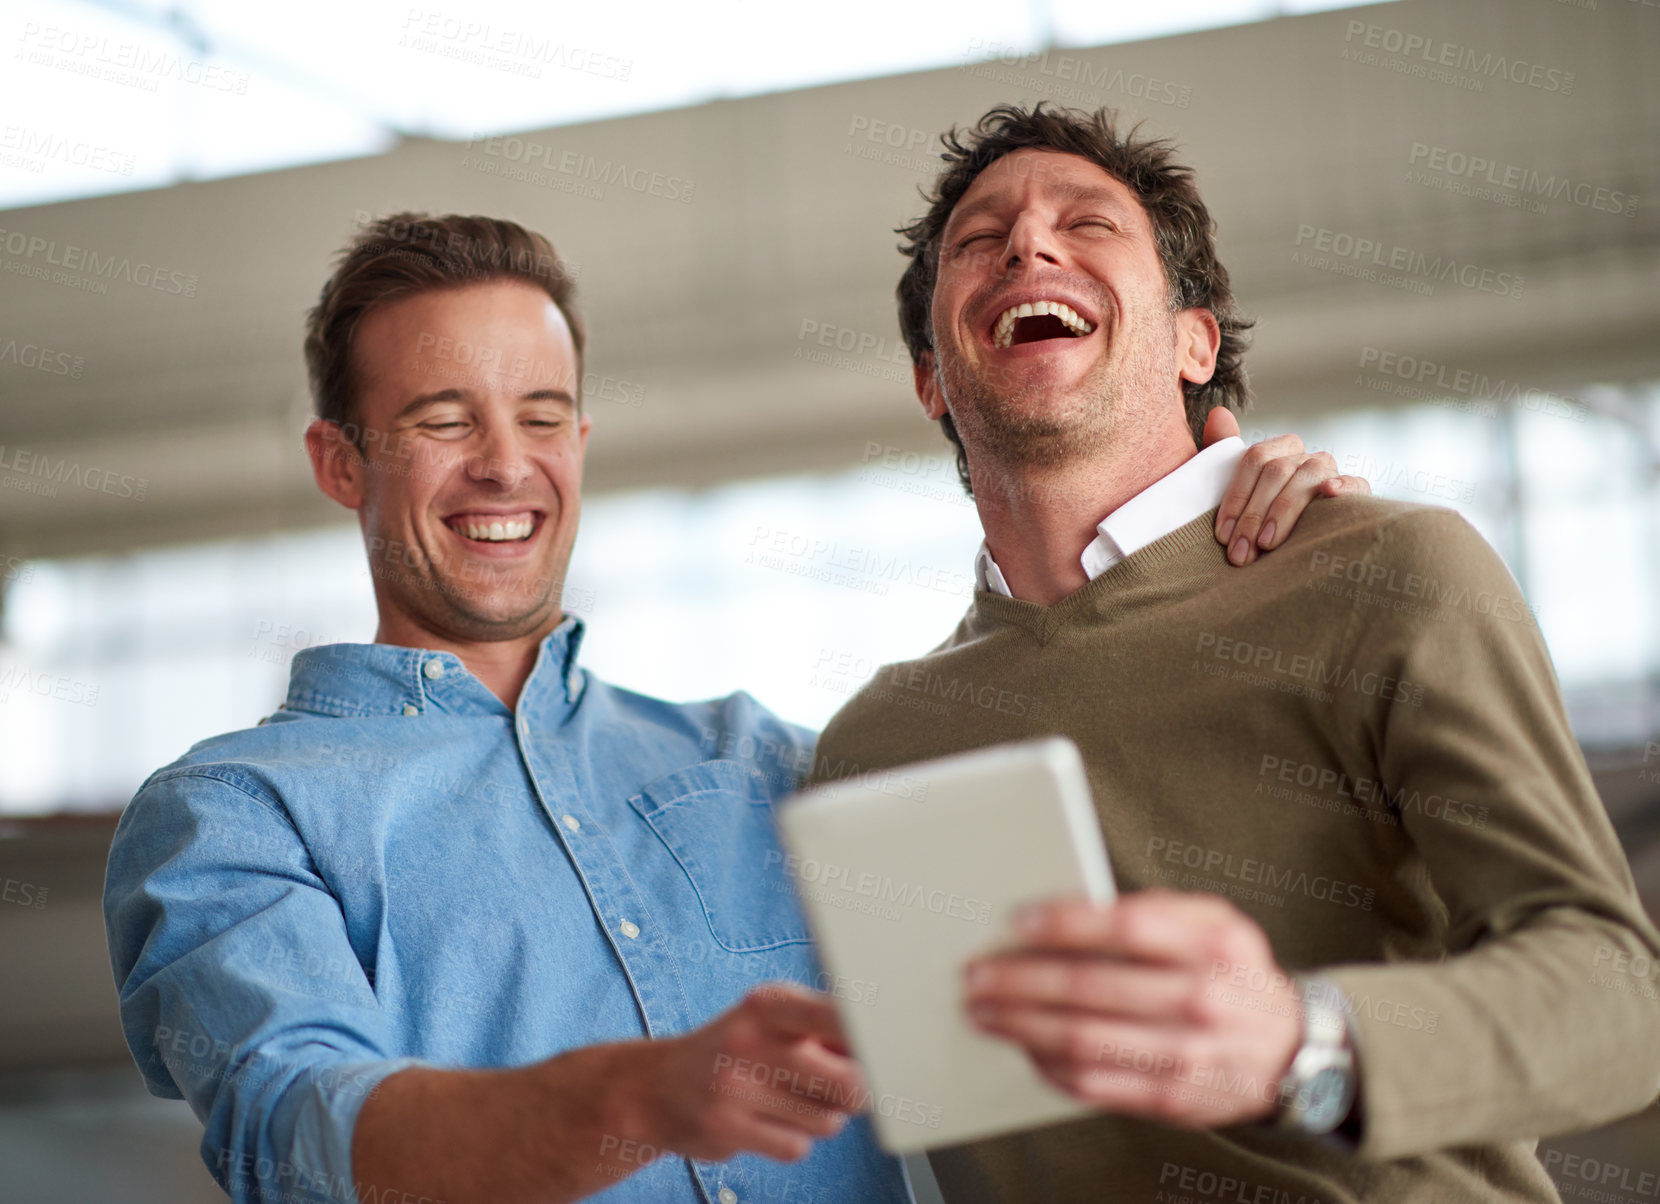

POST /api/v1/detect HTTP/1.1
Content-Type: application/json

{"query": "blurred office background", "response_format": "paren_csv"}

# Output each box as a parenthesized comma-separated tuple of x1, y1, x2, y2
(2, 0, 1658, 1199)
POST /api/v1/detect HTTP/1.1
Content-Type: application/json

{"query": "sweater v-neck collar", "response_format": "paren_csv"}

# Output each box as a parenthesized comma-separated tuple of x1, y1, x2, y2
(967, 512, 1227, 644)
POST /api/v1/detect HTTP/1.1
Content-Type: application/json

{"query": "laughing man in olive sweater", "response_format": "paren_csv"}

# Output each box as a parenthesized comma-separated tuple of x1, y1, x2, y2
(811, 104, 1660, 1203)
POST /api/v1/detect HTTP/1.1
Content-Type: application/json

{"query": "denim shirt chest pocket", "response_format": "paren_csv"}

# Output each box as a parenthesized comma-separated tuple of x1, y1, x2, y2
(628, 760, 812, 952)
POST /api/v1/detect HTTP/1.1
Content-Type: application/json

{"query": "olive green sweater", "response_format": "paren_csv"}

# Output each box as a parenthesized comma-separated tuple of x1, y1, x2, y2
(811, 497, 1660, 1204)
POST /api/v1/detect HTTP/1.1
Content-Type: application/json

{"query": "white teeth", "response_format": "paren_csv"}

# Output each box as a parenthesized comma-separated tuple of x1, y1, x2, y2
(454, 516, 535, 542)
(991, 299, 1096, 349)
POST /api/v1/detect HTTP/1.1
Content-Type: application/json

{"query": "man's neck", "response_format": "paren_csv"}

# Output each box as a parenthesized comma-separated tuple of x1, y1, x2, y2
(373, 610, 555, 710)
(972, 427, 1197, 607)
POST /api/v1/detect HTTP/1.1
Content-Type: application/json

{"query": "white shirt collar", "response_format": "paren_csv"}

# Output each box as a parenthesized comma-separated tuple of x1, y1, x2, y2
(974, 436, 1245, 598)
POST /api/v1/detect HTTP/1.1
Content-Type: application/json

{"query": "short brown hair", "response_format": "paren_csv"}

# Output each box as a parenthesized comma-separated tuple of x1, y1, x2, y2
(304, 213, 585, 448)
(896, 103, 1253, 492)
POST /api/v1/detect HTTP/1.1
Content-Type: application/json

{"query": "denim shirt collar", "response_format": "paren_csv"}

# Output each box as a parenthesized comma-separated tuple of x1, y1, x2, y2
(282, 616, 587, 721)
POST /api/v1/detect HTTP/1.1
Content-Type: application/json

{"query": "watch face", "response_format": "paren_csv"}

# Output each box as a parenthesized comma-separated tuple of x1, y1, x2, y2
(1298, 1067, 1353, 1132)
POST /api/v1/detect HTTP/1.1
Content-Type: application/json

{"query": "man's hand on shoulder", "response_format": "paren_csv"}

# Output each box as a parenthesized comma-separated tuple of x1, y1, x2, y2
(1206, 409, 1372, 567)
(964, 890, 1304, 1128)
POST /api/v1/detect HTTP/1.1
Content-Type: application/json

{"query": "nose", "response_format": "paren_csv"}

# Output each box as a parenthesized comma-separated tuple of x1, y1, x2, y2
(998, 211, 1063, 275)
(466, 418, 534, 489)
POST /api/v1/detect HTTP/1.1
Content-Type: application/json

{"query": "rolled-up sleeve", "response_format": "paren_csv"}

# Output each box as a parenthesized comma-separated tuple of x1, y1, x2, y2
(104, 767, 427, 1203)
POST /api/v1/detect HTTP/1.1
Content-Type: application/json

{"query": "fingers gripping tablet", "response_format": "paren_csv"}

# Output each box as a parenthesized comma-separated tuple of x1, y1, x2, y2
(777, 737, 1115, 1153)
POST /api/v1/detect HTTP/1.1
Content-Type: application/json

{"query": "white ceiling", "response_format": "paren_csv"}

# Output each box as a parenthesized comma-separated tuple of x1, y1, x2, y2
(1, 0, 1386, 210)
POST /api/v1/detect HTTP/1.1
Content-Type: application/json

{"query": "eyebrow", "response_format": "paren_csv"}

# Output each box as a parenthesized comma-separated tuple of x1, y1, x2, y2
(945, 181, 1136, 236)
(392, 387, 577, 422)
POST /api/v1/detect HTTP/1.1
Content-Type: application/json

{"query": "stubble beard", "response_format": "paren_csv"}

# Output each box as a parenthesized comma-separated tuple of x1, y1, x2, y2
(937, 309, 1175, 482)
(369, 522, 567, 644)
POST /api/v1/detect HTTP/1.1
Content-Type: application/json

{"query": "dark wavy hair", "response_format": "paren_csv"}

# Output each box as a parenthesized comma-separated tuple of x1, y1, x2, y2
(896, 103, 1253, 493)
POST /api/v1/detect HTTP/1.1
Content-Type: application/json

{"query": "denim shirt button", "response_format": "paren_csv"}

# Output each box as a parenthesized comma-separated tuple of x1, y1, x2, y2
(619, 919, 640, 939)
(402, 703, 419, 716)
(561, 814, 580, 832)
(422, 658, 446, 681)
(718, 1189, 738, 1204)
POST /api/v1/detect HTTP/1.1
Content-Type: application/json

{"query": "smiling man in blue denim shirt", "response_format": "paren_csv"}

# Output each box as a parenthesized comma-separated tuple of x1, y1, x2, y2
(103, 212, 1363, 1204)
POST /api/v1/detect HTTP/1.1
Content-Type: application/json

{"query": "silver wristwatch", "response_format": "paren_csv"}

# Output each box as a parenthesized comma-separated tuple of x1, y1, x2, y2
(1273, 975, 1357, 1137)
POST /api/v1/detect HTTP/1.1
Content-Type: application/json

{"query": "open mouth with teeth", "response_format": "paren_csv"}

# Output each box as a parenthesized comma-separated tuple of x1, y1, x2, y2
(444, 512, 542, 545)
(991, 300, 1096, 350)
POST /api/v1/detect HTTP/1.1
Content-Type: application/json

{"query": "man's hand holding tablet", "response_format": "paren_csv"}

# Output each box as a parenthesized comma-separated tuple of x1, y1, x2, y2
(964, 891, 1305, 1127)
(779, 737, 1119, 1152)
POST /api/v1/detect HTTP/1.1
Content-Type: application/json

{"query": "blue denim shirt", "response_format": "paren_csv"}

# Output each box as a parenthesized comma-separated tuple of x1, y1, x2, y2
(104, 618, 911, 1204)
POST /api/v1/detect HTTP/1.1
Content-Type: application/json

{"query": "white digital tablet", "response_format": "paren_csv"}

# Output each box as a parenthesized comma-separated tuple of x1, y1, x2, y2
(776, 736, 1116, 1153)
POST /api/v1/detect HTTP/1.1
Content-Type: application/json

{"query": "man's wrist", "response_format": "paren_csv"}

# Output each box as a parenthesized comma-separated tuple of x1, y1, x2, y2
(1270, 976, 1359, 1139)
(613, 1042, 669, 1151)
(543, 1040, 662, 1167)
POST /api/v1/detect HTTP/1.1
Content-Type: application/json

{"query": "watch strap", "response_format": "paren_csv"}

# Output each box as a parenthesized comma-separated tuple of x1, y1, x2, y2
(1273, 974, 1357, 1136)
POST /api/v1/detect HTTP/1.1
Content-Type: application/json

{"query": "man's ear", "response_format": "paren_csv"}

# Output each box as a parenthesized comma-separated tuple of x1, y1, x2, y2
(1176, 308, 1221, 388)
(305, 419, 366, 511)
(913, 351, 947, 421)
